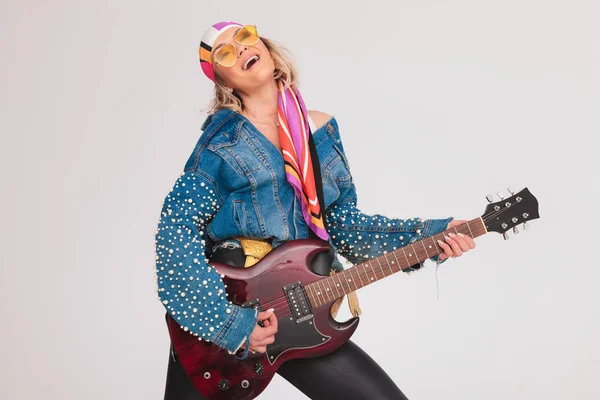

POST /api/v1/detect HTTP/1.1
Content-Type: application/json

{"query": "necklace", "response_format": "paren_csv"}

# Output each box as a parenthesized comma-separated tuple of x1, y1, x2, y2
(245, 110, 280, 127)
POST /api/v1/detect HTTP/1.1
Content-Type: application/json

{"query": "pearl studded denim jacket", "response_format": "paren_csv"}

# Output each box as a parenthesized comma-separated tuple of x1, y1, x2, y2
(154, 108, 453, 355)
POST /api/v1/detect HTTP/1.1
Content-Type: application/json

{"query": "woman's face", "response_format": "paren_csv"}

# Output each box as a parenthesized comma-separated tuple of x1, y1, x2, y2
(212, 26, 276, 94)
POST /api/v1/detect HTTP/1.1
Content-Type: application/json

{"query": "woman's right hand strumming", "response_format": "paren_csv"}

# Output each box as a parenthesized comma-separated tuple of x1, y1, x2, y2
(248, 308, 278, 353)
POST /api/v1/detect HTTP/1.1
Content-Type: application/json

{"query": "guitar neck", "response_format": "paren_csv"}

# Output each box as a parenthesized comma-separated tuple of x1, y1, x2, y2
(305, 218, 488, 308)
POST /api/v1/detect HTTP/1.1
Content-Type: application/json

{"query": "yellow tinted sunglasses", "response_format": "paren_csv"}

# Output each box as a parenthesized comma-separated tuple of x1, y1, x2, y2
(212, 25, 260, 68)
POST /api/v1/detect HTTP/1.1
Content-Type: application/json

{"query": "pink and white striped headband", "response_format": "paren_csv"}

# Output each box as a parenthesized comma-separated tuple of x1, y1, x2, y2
(198, 21, 243, 82)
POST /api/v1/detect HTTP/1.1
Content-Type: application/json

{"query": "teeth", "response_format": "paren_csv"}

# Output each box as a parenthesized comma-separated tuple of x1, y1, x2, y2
(244, 55, 259, 70)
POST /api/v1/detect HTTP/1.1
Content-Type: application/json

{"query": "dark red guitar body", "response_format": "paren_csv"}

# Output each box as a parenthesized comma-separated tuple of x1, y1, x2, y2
(164, 187, 541, 398)
(166, 239, 359, 400)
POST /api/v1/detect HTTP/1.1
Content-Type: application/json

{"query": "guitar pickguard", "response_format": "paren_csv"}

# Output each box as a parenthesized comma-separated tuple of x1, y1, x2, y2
(265, 315, 330, 365)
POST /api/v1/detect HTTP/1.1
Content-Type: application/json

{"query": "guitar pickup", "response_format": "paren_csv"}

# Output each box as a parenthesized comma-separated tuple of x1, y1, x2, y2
(283, 282, 313, 323)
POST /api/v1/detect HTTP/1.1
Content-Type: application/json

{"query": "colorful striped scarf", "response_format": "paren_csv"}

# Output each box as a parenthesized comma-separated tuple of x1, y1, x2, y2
(277, 81, 329, 241)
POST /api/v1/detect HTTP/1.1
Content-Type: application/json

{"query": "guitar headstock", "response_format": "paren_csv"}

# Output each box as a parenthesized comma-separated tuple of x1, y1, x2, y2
(482, 186, 539, 239)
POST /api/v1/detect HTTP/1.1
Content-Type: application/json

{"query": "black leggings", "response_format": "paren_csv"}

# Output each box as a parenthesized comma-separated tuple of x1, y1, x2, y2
(163, 244, 409, 399)
(164, 340, 408, 400)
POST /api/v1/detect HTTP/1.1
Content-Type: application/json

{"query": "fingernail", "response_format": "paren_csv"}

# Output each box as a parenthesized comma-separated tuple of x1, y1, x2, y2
(267, 308, 274, 312)
(448, 233, 455, 237)
(458, 232, 465, 237)
(437, 240, 444, 245)
(444, 235, 451, 241)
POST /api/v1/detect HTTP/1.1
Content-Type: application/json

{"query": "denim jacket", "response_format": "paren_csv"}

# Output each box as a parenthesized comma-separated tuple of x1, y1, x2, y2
(154, 108, 452, 355)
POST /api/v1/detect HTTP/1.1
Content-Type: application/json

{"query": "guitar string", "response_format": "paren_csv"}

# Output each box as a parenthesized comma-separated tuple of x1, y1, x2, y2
(257, 217, 482, 310)
(246, 203, 526, 317)
(261, 230, 489, 314)
(260, 206, 514, 312)
(263, 234, 517, 316)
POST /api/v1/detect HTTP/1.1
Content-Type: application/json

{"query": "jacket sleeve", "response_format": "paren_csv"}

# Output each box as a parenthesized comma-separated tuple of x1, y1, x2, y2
(155, 170, 257, 355)
(324, 154, 452, 273)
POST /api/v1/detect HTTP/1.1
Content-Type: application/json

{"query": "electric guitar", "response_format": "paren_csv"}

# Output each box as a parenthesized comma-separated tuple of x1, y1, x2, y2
(166, 187, 540, 399)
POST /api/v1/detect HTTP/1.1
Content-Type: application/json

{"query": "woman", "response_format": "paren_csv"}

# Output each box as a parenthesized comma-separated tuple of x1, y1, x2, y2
(156, 21, 476, 399)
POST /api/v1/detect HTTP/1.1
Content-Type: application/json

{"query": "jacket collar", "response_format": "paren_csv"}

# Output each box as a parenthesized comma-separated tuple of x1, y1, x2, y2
(200, 108, 236, 132)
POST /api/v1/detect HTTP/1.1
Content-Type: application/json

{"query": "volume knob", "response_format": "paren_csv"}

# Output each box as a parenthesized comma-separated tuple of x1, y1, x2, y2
(218, 378, 230, 391)
(253, 363, 264, 375)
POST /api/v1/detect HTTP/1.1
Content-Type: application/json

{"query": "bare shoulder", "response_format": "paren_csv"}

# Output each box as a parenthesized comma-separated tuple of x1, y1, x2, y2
(307, 110, 333, 130)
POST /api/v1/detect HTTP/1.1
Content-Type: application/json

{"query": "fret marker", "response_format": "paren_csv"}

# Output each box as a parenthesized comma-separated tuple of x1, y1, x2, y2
(428, 245, 432, 248)
(371, 277, 374, 281)
(409, 253, 412, 257)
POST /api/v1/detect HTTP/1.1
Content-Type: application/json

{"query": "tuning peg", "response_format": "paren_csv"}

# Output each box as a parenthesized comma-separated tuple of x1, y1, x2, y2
(523, 221, 530, 230)
(497, 191, 504, 200)
(503, 232, 510, 240)
(486, 194, 494, 203)
(513, 226, 519, 234)
(507, 185, 516, 195)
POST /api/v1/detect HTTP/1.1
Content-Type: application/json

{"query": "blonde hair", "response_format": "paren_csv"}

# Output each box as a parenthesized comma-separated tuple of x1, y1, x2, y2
(207, 37, 299, 114)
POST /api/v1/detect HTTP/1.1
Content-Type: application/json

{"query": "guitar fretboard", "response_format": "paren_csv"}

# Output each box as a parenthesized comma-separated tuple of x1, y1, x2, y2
(305, 218, 487, 308)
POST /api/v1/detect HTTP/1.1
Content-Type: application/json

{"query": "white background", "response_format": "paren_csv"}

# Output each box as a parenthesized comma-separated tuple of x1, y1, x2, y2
(1, 0, 599, 399)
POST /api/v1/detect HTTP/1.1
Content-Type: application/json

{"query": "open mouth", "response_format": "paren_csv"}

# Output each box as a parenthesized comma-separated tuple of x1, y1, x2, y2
(243, 54, 260, 71)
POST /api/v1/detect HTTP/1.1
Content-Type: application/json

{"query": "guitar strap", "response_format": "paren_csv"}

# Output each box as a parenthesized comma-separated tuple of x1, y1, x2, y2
(307, 126, 361, 318)
(307, 128, 326, 241)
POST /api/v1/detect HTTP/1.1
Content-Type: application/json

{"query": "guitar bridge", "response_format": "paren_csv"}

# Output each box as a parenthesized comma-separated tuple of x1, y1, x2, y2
(283, 282, 313, 323)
